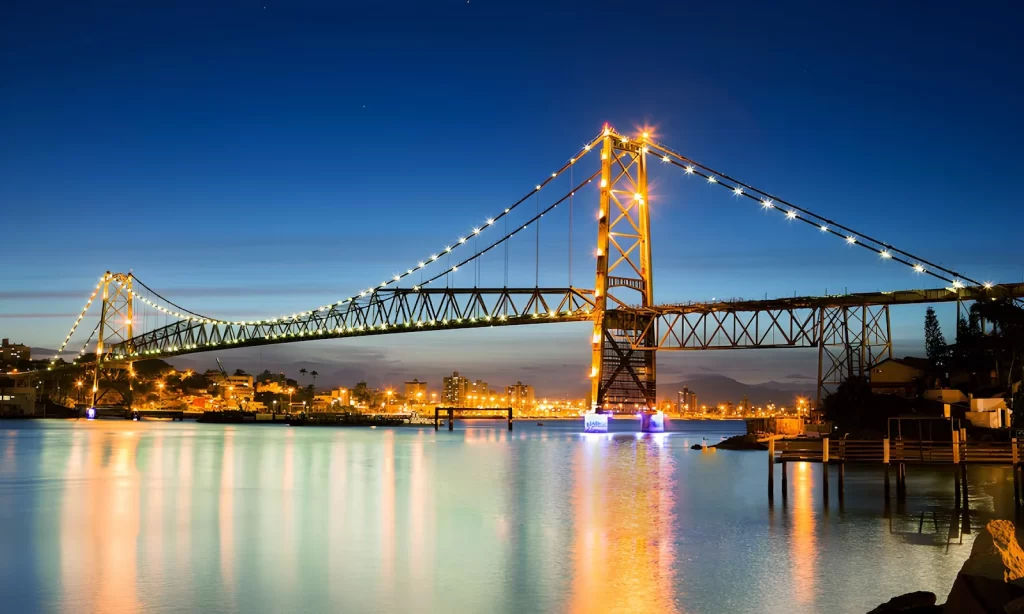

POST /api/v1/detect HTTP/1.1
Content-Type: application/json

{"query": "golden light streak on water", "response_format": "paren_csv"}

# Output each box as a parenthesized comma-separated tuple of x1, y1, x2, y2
(790, 462, 818, 605)
(218, 429, 235, 593)
(569, 435, 679, 613)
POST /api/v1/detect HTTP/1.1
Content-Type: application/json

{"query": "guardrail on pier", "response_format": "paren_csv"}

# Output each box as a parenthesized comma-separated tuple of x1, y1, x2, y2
(767, 436, 1023, 506)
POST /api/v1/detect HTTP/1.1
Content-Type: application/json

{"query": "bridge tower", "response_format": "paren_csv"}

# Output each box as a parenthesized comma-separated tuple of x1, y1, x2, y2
(90, 272, 135, 408)
(590, 130, 657, 412)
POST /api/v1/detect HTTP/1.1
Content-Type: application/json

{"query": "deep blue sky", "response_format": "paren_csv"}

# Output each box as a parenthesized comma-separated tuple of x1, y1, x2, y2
(3, 1, 1023, 395)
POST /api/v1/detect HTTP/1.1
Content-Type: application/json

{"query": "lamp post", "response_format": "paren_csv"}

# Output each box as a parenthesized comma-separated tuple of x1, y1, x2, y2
(273, 399, 278, 414)
(75, 380, 83, 404)
(288, 387, 295, 412)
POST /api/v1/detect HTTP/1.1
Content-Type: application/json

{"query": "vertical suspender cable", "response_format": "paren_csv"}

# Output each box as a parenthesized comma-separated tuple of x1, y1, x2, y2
(535, 193, 540, 286)
(569, 165, 573, 288)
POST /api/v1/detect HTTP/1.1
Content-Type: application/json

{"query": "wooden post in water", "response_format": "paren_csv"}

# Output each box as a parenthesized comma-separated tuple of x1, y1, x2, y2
(960, 463, 968, 503)
(822, 438, 830, 504)
(448, 408, 454, 431)
(781, 461, 788, 502)
(883, 438, 891, 502)
(434, 407, 439, 431)
(1013, 439, 1020, 509)
(768, 437, 775, 503)
(508, 408, 513, 431)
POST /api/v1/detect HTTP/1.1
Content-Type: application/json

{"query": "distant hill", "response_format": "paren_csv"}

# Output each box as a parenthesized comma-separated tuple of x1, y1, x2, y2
(662, 374, 813, 407)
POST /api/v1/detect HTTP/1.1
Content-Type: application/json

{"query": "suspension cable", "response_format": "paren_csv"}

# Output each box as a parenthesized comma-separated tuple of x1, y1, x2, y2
(417, 170, 600, 289)
(648, 140, 988, 289)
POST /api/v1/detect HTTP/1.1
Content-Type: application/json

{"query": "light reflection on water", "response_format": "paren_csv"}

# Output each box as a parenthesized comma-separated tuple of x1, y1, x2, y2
(0, 420, 1013, 613)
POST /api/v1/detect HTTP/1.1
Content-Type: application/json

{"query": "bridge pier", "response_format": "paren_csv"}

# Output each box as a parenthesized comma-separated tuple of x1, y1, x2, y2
(639, 411, 664, 433)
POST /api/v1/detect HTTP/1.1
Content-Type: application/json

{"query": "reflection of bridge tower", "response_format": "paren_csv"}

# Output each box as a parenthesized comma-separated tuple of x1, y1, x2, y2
(590, 130, 657, 412)
(90, 272, 135, 407)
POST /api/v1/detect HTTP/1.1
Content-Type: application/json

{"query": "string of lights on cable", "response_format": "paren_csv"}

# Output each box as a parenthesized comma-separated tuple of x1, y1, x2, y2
(644, 137, 994, 291)
(110, 130, 609, 331)
(48, 273, 110, 368)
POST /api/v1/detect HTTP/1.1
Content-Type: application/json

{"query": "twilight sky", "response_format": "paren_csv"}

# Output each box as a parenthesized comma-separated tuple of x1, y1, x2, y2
(2, 1, 1023, 396)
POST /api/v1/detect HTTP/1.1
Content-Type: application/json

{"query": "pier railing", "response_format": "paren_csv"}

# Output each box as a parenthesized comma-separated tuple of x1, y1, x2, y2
(767, 436, 1024, 506)
(775, 438, 1017, 465)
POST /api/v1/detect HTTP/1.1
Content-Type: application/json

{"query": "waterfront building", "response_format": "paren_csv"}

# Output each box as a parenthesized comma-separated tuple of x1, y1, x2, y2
(506, 381, 535, 415)
(257, 381, 289, 395)
(468, 379, 490, 406)
(403, 379, 428, 405)
(0, 339, 30, 364)
(443, 372, 469, 406)
(0, 386, 36, 416)
(329, 387, 351, 406)
(677, 387, 698, 414)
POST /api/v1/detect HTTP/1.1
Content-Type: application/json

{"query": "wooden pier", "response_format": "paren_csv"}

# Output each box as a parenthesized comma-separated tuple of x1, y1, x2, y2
(434, 407, 513, 431)
(768, 436, 1023, 506)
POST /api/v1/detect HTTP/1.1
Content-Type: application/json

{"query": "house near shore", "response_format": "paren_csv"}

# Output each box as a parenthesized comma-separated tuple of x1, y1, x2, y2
(869, 357, 931, 396)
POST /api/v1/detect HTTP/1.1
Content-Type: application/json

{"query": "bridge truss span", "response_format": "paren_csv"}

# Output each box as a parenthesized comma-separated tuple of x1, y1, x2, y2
(109, 287, 596, 360)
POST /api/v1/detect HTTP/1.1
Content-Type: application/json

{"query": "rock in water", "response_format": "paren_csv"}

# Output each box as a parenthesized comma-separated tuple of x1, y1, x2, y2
(690, 444, 704, 450)
(866, 591, 938, 613)
(944, 519, 1024, 612)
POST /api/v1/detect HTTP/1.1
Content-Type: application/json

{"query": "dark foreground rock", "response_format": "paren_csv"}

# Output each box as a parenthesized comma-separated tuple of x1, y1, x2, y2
(713, 434, 768, 450)
(944, 519, 1024, 612)
(866, 591, 938, 613)
(871, 520, 1024, 612)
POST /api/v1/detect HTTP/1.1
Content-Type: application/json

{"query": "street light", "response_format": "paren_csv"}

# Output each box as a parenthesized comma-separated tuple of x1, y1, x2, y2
(75, 380, 83, 404)
(288, 387, 295, 411)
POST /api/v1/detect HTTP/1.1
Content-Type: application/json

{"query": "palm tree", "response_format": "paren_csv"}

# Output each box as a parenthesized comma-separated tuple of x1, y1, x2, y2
(299, 368, 308, 383)
(310, 370, 318, 390)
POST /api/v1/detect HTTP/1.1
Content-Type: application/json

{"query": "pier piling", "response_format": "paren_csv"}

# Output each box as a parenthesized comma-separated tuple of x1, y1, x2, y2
(768, 438, 775, 503)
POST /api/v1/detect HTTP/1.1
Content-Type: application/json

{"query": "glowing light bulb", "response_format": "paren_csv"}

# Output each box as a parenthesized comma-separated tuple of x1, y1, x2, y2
(535, 185, 541, 190)
(761, 199, 774, 209)
(914, 264, 925, 273)
(953, 279, 964, 289)
(733, 187, 743, 196)
(786, 210, 797, 219)
(393, 275, 401, 281)
(600, 179, 608, 188)
(984, 282, 993, 289)
(846, 236, 856, 244)
(707, 176, 717, 184)
(634, 192, 642, 201)
(663, 155, 671, 162)
(486, 218, 494, 224)
(880, 250, 892, 259)
(452, 266, 458, 272)
(820, 224, 828, 232)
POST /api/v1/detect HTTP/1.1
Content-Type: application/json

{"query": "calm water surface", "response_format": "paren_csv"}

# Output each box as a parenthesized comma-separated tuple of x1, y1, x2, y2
(0, 419, 1015, 613)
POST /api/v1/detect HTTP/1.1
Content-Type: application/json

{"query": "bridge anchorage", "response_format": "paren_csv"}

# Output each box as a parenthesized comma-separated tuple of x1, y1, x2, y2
(45, 126, 1024, 431)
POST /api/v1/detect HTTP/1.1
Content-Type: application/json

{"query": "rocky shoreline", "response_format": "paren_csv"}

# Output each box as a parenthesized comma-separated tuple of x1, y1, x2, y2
(870, 519, 1024, 613)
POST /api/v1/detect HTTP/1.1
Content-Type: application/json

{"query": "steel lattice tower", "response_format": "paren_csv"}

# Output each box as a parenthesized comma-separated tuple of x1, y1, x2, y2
(590, 131, 657, 412)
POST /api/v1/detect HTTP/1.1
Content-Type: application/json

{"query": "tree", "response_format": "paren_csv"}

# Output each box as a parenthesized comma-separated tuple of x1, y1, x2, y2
(924, 307, 948, 367)
(234, 368, 249, 377)
(949, 299, 1024, 393)
(310, 370, 318, 389)
(823, 376, 914, 434)
(299, 368, 308, 382)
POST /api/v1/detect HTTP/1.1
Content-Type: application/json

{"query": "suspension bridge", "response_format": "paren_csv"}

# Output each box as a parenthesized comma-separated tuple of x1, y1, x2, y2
(42, 125, 1024, 427)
